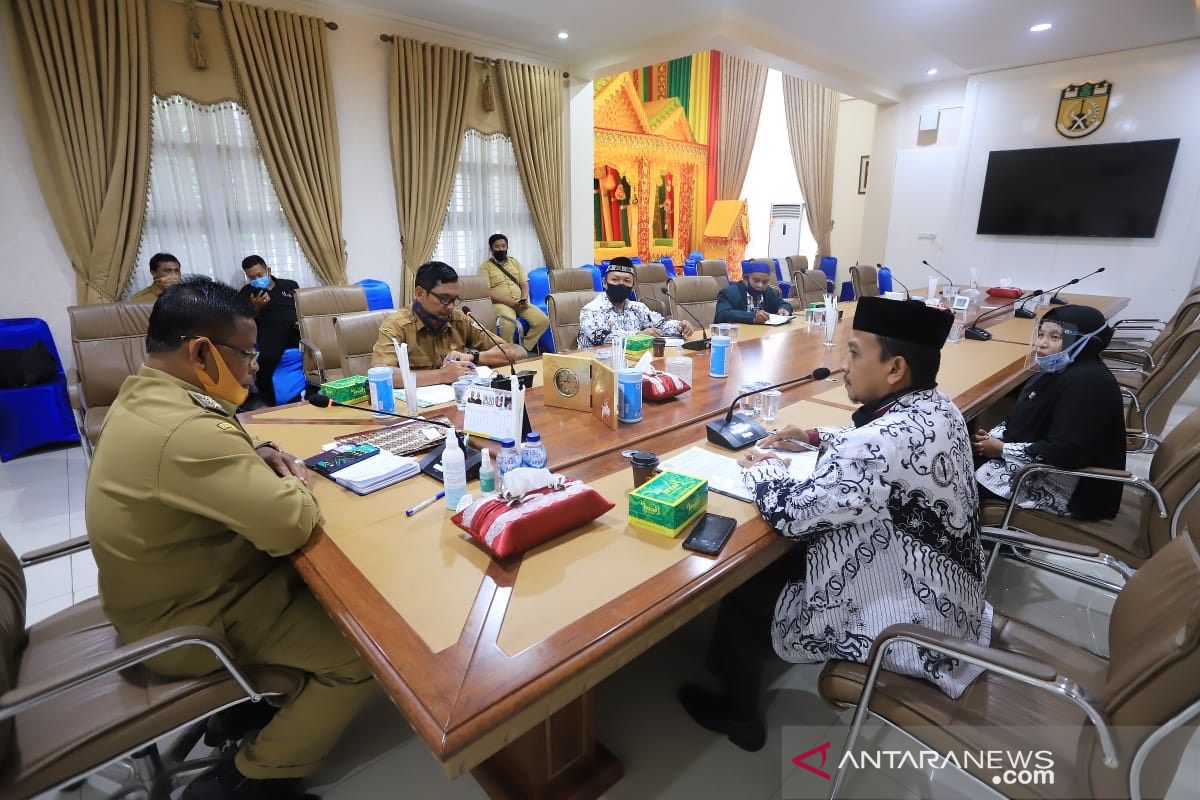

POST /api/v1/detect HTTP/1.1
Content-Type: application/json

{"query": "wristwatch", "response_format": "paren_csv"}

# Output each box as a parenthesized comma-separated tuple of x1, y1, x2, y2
(467, 348, 481, 364)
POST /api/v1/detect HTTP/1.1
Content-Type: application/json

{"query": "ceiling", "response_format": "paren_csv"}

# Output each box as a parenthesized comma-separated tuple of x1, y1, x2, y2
(326, 0, 1200, 102)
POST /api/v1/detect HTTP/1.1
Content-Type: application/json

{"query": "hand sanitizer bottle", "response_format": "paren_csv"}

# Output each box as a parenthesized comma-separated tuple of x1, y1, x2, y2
(441, 427, 467, 510)
(478, 449, 496, 494)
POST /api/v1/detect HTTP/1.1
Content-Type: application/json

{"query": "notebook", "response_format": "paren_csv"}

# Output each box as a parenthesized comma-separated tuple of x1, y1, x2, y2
(330, 450, 421, 495)
(659, 446, 819, 503)
(763, 313, 795, 326)
(394, 384, 457, 408)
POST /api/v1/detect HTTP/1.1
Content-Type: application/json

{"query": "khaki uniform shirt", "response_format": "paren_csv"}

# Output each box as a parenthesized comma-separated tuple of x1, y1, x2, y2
(85, 366, 322, 644)
(129, 283, 164, 303)
(478, 256, 526, 304)
(369, 307, 493, 370)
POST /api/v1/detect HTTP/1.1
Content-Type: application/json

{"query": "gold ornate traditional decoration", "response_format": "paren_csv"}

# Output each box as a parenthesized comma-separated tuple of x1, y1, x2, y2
(183, 0, 208, 70)
(1055, 81, 1111, 139)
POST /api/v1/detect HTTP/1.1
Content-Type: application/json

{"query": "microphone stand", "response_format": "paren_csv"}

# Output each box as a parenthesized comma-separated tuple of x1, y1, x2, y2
(1049, 266, 1105, 305)
(879, 265, 911, 300)
(460, 306, 534, 389)
(964, 291, 1044, 341)
(661, 287, 711, 351)
(922, 259, 957, 288)
(705, 368, 832, 450)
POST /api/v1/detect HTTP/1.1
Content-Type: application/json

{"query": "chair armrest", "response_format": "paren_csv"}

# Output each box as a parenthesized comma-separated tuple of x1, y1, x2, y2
(1002, 463, 1167, 529)
(20, 536, 90, 567)
(66, 367, 82, 412)
(1125, 429, 1161, 454)
(0, 624, 267, 722)
(1103, 345, 1154, 369)
(981, 525, 1135, 587)
(1112, 319, 1164, 330)
(297, 338, 327, 379)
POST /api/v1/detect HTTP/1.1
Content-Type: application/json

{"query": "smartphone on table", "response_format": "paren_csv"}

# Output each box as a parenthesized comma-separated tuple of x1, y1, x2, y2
(682, 513, 738, 556)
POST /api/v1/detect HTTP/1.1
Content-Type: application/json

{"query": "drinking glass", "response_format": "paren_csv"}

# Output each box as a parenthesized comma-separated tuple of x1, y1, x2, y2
(761, 389, 782, 422)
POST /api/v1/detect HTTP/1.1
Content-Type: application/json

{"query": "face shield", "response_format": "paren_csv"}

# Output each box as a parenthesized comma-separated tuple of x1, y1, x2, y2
(1024, 317, 1105, 374)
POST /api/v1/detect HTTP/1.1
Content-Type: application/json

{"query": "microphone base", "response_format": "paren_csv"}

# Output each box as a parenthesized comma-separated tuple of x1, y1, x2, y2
(420, 437, 482, 482)
(1049, 295, 1067, 305)
(1014, 308, 1037, 319)
(682, 338, 711, 351)
(705, 414, 769, 451)
(489, 370, 536, 390)
(964, 326, 992, 341)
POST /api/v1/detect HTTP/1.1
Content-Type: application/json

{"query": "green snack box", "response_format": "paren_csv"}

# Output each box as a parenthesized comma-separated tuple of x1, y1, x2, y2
(320, 375, 368, 404)
(624, 334, 653, 355)
(628, 471, 708, 538)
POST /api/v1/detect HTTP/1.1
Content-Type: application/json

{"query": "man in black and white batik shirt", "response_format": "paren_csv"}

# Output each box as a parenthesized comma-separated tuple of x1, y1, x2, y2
(575, 257, 694, 348)
(680, 297, 991, 752)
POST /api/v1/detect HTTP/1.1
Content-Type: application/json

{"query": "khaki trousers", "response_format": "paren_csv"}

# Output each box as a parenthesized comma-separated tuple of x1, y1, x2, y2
(495, 302, 550, 351)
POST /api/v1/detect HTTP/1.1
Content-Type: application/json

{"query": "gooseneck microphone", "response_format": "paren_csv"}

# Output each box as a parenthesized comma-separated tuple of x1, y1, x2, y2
(308, 392, 452, 427)
(661, 287, 711, 351)
(1049, 267, 1105, 305)
(706, 367, 833, 450)
(922, 260, 957, 287)
(459, 305, 518, 377)
(879, 264, 911, 300)
(964, 291, 1044, 341)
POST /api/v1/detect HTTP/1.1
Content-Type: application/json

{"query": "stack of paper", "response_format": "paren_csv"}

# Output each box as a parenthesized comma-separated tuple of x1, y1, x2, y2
(332, 451, 420, 495)
(394, 384, 457, 408)
(659, 446, 819, 503)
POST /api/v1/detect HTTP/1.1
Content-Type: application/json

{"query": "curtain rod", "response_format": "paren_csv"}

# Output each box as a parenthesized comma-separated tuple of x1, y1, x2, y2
(377, 34, 569, 77)
(194, 0, 339, 30)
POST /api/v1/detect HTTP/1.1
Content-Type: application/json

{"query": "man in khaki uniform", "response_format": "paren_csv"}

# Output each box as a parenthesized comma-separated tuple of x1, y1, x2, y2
(86, 277, 375, 800)
(129, 252, 182, 303)
(478, 233, 549, 351)
(370, 260, 526, 386)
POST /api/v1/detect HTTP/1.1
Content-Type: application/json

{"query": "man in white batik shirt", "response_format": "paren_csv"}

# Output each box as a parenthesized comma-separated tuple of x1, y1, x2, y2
(575, 257, 693, 348)
(679, 297, 992, 752)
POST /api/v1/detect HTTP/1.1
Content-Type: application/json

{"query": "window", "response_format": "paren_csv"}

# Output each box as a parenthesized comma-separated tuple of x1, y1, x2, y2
(432, 130, 543, 276)
(132, 95, 317, 295)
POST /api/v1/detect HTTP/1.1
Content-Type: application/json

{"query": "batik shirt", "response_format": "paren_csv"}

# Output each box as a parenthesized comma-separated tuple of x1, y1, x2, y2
(974, 421, 1074, 515)
(576, 294, 684, 349)
(741, 388, 992, 698)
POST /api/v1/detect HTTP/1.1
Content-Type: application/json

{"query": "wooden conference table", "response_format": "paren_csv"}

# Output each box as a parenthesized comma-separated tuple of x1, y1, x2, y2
(240, 294, 1126, 799)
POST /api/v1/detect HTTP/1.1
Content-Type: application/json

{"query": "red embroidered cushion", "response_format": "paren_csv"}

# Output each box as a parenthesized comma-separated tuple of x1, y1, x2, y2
(451, 480, 615, 559)
(642, 370, 690, 402)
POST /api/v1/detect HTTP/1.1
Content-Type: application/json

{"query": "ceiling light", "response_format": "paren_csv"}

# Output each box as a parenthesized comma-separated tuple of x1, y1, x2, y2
(1029, 22, 1052, 32)
(557, 31, 569, 39)
(926, 68, 938, 76)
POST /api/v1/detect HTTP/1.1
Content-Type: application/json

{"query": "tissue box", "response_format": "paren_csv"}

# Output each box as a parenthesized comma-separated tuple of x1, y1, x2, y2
(321, 375, 368, 404)
(624, 334, 653, 356)
(629, 471, 708, 537)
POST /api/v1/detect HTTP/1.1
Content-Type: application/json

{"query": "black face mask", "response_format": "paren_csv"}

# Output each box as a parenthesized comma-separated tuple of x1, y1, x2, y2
(605, 284, 633, 304)
(492, 250, 508, 262)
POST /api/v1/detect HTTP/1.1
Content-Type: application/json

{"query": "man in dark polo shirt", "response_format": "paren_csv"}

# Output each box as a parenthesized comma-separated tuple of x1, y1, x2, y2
(370, 261, 525, 386)
(238, 255, 300, 406)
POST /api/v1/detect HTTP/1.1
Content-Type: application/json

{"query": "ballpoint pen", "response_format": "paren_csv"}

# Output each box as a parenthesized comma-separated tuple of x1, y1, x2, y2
(405, 490, 445, 517)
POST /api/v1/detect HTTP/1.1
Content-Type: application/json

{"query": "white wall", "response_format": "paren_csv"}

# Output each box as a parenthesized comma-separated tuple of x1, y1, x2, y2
(567, 79, 595, 268)
(0, 0, 570, 367)
(829, 97, 877, 267)
(873, 40, 1200, 321)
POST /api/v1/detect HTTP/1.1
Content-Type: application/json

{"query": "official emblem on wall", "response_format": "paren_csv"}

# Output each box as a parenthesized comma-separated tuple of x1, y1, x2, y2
(1055, 81, 1111, 139)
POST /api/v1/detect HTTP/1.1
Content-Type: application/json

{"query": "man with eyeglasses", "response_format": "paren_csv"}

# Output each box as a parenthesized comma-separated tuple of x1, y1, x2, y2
(86, 277, 375, 799)
(370, 261, 525, 386)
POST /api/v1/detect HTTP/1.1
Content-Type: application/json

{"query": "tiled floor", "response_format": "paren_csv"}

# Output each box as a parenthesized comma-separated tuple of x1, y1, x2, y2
(10, 378, 1200, 799)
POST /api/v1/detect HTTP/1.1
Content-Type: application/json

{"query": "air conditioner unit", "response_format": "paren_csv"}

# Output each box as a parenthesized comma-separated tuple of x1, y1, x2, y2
(768, 203, 806, 258)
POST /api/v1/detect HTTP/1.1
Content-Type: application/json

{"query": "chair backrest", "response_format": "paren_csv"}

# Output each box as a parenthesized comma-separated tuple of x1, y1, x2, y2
(698, 260, 730, 290)
(1143, 405, 1200, 556)
(456, 275, 498, 339)
(792, 270, 829, 308)
(1147, 296, 1200, 362)
(634, 264, 672, 316)
(527, 267, 551, 308)
(332, 310, 391, 378)
(548, 268, 596, 295)
(294, 286, 368, 379)
(547, 291, 597, 352)
(68, 303, 154, 410)
(1134, 322, 1200, 436)
(668, 276, 720, 331)
(849, 264, 880, 299)
(785, 255, 809, 276)
(0, 533, 27, 767)
(1083, 535, 1200, 799)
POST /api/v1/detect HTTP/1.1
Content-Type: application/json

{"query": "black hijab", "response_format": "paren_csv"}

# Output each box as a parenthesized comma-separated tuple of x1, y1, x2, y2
(1002, 305, 1125, 519)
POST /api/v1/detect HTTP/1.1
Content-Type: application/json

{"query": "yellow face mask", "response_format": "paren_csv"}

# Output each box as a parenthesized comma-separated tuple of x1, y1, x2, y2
(191, 337, 250, 407)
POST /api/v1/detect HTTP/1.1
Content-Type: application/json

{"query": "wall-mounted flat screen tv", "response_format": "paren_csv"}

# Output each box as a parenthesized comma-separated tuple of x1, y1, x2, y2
(976, 138, 1179, 238)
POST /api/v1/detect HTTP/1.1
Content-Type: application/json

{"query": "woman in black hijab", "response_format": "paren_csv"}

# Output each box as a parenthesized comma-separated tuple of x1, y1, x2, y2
(973, 304, 1126, 520)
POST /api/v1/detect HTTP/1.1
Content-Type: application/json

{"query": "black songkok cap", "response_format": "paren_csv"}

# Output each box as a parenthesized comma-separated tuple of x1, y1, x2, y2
(853, 296, 954, 350)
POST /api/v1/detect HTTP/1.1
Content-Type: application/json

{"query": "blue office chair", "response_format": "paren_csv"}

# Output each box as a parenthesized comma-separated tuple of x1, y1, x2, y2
(355, 279, 395, 310)
(525, 268, 556, 353)
(773, 258, 793, 299)
(0, 318, 79, 461)
(271, 348, 306, 405)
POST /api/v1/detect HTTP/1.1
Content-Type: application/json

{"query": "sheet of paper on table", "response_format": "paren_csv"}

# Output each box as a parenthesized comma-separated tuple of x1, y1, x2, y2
(659, 446, 819, 503)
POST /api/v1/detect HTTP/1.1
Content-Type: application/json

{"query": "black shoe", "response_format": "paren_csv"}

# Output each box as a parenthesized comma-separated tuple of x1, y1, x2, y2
(204, 702, 280, 749)
(678, 685, 766, 752)
(181, 756, 318, 800)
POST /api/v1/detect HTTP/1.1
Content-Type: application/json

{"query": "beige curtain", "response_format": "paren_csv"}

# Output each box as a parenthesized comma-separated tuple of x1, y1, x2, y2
(496, 60, 564, 270)
(2, 0, 151, 304)
(715, 54, 768, 200)
(782, 75, 839, 258)
(222, 0, 346, 286)
(388, 37, 471, 302)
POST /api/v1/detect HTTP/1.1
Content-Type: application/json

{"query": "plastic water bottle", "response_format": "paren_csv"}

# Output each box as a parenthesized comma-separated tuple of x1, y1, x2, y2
(478, 449, 496, 494)
(497, 438, 522, 479)
(441, 427, 467, 510)
(948, 311, 965, 344)
(520, 432, 547, 468)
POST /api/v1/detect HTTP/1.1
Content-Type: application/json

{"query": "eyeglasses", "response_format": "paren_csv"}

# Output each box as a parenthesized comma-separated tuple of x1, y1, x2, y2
(182, 336, 260, 365)
(427, 290, 459, 307)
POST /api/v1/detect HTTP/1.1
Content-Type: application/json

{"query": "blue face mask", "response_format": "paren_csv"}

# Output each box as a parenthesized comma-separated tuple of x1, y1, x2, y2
(249, 276, 271, 290)
(1034, 324, 1104, 373)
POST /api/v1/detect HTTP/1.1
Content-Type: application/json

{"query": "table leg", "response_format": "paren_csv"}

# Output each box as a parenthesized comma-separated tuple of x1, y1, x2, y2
(471, 690, 623, 800)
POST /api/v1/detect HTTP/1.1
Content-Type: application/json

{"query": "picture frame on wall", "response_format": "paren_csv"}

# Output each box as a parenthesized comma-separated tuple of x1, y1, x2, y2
(858, 155, 870, 195)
